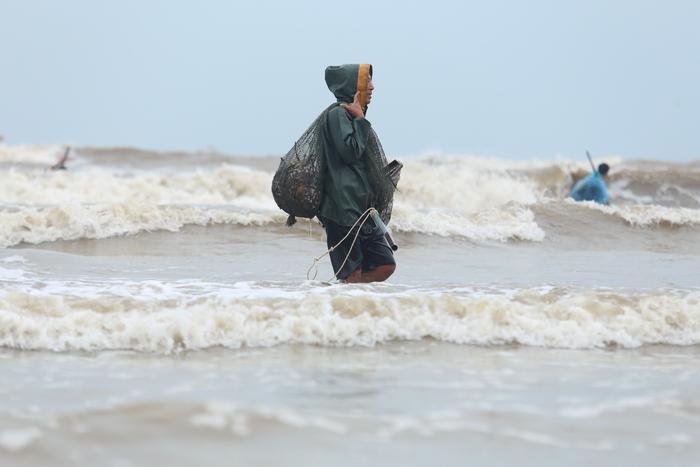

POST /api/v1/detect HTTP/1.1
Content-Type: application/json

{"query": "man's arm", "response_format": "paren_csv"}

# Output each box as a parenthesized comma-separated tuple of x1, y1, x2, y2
(328, 92, 372, 164)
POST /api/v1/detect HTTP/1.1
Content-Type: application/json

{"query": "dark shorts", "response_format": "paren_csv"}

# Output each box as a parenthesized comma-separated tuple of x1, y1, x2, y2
(320, 217, 396, 280)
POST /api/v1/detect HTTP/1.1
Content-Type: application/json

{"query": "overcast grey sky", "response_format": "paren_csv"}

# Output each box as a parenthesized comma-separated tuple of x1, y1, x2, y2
(1, 0, 698, 160)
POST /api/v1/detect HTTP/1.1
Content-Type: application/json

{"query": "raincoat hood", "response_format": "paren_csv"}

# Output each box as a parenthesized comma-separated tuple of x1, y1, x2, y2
(325, 64, 373, 111)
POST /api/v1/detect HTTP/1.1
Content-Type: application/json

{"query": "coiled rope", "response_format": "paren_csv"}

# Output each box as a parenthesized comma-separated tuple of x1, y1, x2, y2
(306, 207, 376, 282)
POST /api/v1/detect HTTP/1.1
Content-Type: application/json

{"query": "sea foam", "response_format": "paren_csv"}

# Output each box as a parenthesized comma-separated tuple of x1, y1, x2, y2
(2, 150, 700, 247)
(1, 282, 697, 352)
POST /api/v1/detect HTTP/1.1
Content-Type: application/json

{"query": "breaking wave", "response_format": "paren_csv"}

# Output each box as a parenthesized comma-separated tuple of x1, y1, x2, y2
(0, 144, 67, 165)
(0, 204, 284, 248)
(572, 200, 700, 227)
(0, 281, 697, 352)
(1, 145, 699, 246)
(0, 164, 275, 207)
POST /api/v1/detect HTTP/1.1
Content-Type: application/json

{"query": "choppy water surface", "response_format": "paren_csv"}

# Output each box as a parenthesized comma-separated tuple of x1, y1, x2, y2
(1, 144, 698, 466)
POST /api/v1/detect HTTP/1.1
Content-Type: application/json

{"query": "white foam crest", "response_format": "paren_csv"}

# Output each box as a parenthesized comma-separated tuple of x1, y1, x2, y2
(385, 159, 547, 241)
(395, 159, 541, 212)
(0, 157, 543, 213)
(0, 164, 275, 208)
(0, 204, 284, 247)
(0, 144, 65, 164)
(0, 158, 551, 243)
(0, 284, 697, 352)
(0, 266, 28, 281)
(390, 204, 545, 242)
(5, 153, 698, 242)
(569, 199, 700, 227)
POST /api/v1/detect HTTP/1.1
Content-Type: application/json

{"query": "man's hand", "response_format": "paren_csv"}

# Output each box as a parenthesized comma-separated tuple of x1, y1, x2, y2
(340, 92, 364, 119)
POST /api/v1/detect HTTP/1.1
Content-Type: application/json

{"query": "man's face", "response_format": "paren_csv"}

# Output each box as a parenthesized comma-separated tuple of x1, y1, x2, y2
(366, 76, 374, 104)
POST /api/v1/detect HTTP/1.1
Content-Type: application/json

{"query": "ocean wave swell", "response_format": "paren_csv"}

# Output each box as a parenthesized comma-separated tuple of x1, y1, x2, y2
(0, 282, 697, 352)
(1, 146, 699, 247)
(0, 204, 284, 248)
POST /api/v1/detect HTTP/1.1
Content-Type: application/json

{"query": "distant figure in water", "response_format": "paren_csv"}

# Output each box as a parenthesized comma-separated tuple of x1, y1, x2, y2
(51, 146, 70, 170)
(569, 163, 610, 205)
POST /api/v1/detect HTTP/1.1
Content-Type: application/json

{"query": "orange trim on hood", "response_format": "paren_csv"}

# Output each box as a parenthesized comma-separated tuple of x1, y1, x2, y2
(357, 64, 372, 114)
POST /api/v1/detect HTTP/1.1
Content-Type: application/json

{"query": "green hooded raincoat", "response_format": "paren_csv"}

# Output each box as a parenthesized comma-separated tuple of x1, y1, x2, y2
(319, 64, 376, 227)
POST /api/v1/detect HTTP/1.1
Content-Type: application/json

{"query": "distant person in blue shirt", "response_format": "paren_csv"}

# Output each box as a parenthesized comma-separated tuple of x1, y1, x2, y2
(569, 163, 610, 205)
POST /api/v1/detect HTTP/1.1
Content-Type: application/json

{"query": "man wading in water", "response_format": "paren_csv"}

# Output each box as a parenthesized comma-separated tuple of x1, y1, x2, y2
(319, 64, 396, 283)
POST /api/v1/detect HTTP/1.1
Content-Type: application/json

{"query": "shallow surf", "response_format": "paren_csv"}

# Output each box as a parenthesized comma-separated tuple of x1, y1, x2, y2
(1, 143, 698, 465)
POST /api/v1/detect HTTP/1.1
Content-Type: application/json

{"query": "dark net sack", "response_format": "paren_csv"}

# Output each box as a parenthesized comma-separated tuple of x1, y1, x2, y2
(271, 105, 333, 225)
(272, 105, 402, 226)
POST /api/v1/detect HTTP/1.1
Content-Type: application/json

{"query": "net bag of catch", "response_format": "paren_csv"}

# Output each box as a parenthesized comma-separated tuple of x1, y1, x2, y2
(272, 106, 403, 227)
(271, 105, 332, 226)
